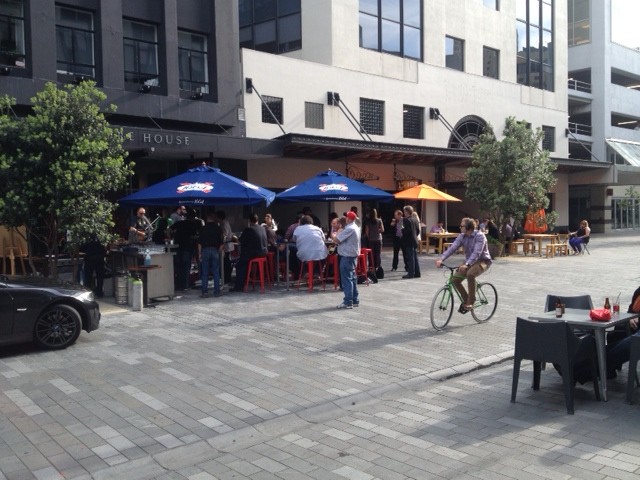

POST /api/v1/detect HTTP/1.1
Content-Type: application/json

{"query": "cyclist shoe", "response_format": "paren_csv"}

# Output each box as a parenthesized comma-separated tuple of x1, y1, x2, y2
(458, 304, 470, 314)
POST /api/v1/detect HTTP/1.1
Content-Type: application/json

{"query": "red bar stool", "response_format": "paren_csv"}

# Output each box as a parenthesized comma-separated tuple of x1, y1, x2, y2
(297, 259, 325, 292)
(244, 256, 271, 293)
(266, 251, 276, 283)
(323, 254, 339, 290)
(356, 253, 369, 286)
(360, 247, 375, 274)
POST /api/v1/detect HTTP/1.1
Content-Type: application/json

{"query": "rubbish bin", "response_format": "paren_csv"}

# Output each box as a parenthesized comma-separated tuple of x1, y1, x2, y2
(114, 272, 128, 305)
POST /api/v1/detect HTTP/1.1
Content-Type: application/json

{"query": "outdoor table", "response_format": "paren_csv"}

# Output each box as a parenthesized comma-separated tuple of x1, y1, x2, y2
(522, 233, 559, 257)
(527, 308, 638, 401)
(424, 232, 459, 254)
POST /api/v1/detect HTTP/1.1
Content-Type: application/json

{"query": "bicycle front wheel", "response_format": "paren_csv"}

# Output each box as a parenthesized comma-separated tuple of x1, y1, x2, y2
(471, 282, 498, 323)
(430, 286, 454, 330)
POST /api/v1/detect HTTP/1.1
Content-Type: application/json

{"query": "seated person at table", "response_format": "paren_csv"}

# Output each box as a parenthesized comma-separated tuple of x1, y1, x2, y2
(430, 221, 445, 234)
(569, 219, 590, 254)
(293, 215, 328, 275)
(231, 213, 268, 292)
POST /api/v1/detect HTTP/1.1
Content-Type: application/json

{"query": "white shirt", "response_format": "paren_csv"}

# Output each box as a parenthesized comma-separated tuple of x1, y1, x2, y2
(293, 224, 328, 261)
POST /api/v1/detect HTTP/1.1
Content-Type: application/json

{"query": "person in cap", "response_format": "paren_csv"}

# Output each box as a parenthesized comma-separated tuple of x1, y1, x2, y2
(331, 211, 361, 309)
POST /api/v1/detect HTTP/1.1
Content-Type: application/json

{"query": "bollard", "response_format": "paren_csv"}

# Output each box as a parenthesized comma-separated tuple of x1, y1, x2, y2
(131, 278, 143, 311)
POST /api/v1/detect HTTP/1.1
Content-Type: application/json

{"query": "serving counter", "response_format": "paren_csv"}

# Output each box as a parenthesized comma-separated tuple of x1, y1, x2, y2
(110, 244, 175, 302)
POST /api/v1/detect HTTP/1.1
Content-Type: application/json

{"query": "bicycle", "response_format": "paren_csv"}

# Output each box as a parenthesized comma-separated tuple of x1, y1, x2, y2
(430, 263, 498, 330)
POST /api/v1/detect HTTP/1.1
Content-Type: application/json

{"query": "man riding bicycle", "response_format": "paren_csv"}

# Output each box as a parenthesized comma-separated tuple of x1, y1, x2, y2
(435, 217, 492, 313)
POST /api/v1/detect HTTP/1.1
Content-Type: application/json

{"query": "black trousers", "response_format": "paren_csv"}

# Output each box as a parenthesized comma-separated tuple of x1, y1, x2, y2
(392, 236, 405, 270)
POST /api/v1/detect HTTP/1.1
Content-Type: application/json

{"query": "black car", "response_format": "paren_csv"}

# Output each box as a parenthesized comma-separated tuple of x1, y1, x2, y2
(0, 275, 100, 350)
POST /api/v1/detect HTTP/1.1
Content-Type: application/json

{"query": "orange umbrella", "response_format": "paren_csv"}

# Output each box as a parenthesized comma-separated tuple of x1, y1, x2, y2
(394, 184, 461, 202)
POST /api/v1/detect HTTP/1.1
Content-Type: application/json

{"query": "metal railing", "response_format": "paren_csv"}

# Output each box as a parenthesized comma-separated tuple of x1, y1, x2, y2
(568, 78, 592, 94)
(567, 122, 592, 136)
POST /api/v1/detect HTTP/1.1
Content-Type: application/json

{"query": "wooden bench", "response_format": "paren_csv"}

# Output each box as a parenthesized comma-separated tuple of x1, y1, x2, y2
(509, 239, 534, 255)
(545, 242, 568, 258)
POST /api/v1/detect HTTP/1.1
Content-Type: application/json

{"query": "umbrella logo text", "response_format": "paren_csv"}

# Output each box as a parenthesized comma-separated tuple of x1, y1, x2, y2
(177, 182, 214, 194)
(318, 183, 348, 193)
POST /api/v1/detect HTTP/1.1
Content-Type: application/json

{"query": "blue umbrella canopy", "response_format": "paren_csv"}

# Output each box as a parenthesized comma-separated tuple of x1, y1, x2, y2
(120, 165, 275, 207)
(276, 169, 393, 202)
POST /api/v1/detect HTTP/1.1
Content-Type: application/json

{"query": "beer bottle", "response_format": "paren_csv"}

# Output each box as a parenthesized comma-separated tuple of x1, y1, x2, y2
(555, 297, 563, 318)
(604, 297, 611, 310)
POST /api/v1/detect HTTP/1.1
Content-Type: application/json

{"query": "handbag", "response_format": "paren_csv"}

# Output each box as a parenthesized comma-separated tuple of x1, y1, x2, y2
(376, 266, 384, 279)
(589, 308, 612, 322)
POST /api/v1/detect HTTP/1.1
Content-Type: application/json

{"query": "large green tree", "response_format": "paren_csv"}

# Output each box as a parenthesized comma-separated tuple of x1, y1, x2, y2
(465, 116, 557, 242)
(0, 81, 133, 277)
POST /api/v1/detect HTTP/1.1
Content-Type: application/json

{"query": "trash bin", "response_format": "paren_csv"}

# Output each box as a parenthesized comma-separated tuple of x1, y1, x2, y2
(114, 273, 128, 305)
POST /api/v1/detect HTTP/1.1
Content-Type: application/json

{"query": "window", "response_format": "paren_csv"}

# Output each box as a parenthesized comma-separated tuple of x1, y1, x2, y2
(483, 0, 499, 9)
(445, 36, 464, 71)
(123, 19, 159, 86)
(178, 31, 209, 94)
(403, 105, 424, 139)
(305, 102, 324, 129)
(56, 6, 95, 77)
(516, 0, 554, 91)
(0, 0, 25, 68)
(359, 0, 422, 60)
(239, 0, 301, 54)
(568, 0, 589, 46)
(483, 46, 499, 79)
(261, 95, 283, 124)
(360, 98, 384, 136)
(542, 125, 555, 151)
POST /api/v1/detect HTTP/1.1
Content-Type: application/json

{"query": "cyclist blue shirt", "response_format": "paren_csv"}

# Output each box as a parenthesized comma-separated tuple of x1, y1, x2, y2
(440, 230, 492, 265)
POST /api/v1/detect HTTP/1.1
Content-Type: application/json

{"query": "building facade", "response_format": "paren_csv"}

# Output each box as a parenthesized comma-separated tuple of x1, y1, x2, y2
(4, 0, 628, 233)
(568, 0, 640, 232)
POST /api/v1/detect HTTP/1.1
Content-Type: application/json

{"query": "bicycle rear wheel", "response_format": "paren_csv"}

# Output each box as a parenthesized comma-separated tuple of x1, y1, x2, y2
(430, 286, 454, 330)
(471, 282, 498, 323)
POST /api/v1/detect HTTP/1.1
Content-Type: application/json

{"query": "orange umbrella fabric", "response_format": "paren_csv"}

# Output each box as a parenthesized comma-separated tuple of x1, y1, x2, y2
(394, 184, 461, 202)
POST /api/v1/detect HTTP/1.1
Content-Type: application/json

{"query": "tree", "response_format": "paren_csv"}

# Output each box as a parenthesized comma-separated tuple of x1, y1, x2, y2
(0, 81, 134, 277)
(465, 116, 557, 243)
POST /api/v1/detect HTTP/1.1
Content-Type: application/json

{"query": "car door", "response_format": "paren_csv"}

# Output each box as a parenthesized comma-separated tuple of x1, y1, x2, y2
(0, 289, 15, 337)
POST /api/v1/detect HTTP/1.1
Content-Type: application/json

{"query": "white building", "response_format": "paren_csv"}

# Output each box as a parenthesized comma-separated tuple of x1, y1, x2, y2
(239, 0, 577, 230)
(568, 0, 640, 232)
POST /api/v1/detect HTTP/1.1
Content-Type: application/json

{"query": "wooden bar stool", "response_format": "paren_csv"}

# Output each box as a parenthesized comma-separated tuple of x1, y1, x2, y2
(244, 256, 271, 293)
(297, 259, 325, 292)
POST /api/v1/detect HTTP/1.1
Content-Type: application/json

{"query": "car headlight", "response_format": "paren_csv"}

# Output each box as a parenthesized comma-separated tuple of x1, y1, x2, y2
(77, 291, 95, 302)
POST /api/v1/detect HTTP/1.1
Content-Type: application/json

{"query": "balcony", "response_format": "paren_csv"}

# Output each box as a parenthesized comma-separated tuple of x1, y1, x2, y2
(568, 78, 591, 94)
(567, 122, 592, 136)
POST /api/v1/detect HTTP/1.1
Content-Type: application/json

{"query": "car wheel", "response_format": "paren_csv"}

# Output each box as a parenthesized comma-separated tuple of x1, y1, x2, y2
(33, 304, 82, 350)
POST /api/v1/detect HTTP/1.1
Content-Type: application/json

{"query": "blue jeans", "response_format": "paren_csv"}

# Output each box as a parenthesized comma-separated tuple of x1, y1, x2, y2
(339, 255, 358, 306)
(201, 247, 220, 295)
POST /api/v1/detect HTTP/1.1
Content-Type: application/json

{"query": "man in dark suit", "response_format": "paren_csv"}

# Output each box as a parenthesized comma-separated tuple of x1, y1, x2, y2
(401, 205, 421, 279)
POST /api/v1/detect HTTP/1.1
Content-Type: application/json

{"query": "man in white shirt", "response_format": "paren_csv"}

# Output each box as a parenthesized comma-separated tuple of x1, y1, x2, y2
(293, 215, 328, 263)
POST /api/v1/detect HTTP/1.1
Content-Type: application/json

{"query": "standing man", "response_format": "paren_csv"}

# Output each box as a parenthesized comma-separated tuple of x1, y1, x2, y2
(171, 209, 200, 291)
(170, 205, 186, 224)
(198, 211, 224, 298)
(216, 210, 233, 284)
(390, 209, 405, 272)
(435, 217, 492, 313)
(231, 213, 268, 292)
(129, 207, 153, 243)
(401, 205, 421, 279)
(331, 211, 361, 309)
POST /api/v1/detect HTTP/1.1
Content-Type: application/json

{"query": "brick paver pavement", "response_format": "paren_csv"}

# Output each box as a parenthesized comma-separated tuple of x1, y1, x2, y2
(1, 232, 639, 479)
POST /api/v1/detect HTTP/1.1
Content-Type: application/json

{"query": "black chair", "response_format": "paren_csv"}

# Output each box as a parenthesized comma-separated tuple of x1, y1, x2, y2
(626, 335, 640, 404)
(544, 294, 593, 312)
(581, 236, 590, 255)
(511, 317, 600, 414)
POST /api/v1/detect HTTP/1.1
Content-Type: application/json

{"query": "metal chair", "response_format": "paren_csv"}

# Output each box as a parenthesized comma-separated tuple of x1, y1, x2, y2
(511, 317, 600, 414)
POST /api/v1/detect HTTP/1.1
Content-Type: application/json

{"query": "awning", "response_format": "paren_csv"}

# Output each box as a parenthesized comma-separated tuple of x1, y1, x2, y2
(606, 139, 640, 167)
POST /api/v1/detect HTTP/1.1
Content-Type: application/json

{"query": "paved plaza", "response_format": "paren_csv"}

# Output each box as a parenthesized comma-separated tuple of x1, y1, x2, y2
(1, 232, 640, 480)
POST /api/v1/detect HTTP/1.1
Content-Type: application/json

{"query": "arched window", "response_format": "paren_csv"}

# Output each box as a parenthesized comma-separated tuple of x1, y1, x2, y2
(447, 115, 487, 150)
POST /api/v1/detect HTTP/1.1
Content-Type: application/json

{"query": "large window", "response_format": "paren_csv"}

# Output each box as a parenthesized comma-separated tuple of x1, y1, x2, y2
(239, 0, 301, 54)
(0, 0, 24, 68)
(360, 98, 384, 136)
(359, 0, 422, 60)
(305, 102, 324, 129)
(445, 36, 464, 71)
(262, 95, 283, 124)
(568, 0, 590, 46)
(403, 105, 424, 139)
(483, 46, 499, 78)
(516, 0, 554, 91)
(123, 19, 159, 87)
(56, 6, 95, 77)
(542, 125, 555, 151)
(178, 31, 208, 94)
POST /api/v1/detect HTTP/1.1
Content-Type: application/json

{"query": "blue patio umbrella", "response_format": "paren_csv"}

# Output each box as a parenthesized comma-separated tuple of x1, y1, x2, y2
(276, 169, 393, 202)
(119, 165, 275, 207)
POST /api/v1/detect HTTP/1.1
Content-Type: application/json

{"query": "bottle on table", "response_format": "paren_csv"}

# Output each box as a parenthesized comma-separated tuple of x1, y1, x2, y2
(555, 297, 563, 318)
(604, 297, 611, 310)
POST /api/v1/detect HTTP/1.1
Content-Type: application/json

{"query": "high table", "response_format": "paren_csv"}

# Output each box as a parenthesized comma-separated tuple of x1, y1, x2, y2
(522, 233, 559, 257)
(527, 308, 638, 401)
(424, 232, 459, 254)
